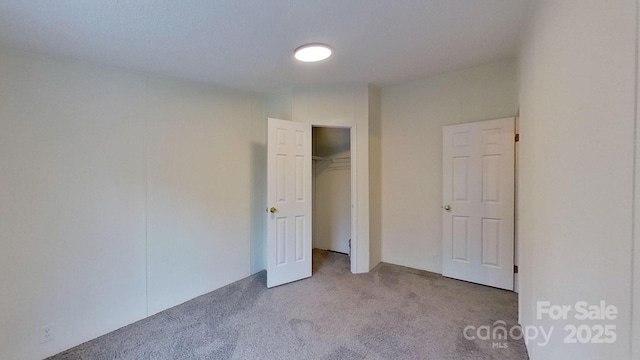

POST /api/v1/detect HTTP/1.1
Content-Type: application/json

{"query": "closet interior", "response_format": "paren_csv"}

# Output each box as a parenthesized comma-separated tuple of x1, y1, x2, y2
(312, 127, 352, 256)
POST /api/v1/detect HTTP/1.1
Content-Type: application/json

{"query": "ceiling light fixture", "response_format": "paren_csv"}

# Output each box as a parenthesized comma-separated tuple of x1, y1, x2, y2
(294, 43, 333, 62)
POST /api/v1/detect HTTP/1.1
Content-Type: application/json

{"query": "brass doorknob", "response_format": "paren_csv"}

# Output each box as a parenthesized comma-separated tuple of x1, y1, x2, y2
(269, 207, 278, 213)
(444, 204, 451, 211)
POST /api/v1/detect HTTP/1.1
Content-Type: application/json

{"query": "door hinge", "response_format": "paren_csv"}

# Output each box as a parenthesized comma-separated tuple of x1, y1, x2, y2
(515, 133, 520, 142)
(514, 265, 519, 274)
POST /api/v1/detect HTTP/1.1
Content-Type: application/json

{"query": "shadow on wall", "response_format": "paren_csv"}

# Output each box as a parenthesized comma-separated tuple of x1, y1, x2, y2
(250, 141, 266, 274)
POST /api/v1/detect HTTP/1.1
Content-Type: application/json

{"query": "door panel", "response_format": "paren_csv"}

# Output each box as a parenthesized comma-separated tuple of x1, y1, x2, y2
(452, 216, 470, 262)
(267, 118, 312, 288)
(452, 157, 469, 201)
(442, 118, 514, 290)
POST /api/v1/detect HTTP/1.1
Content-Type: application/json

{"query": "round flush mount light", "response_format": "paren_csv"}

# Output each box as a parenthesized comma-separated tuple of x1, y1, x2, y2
(294, 43, 333, 62)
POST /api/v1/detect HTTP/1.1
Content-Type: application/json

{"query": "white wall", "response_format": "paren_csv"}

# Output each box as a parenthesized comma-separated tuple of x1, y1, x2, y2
(518, 1, 636, 358)
(635, 2, 640, 353)
(368, 86, 382, 269)
(380, 59, 518, 273)
(146, 77, 262, 315)
(0, 49, 263, 360)
(265, 85, 371, 272)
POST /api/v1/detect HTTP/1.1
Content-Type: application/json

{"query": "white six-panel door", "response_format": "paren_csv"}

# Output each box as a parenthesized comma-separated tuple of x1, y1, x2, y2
(442, 118, 515, 290)
(266, 118, 312, 288)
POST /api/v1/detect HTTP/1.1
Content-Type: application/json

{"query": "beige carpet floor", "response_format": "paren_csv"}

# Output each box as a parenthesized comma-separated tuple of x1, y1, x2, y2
(48, 249, 528, 359)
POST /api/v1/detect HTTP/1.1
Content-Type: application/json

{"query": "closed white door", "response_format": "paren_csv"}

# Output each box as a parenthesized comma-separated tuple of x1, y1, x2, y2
(266, 118, 312, 288)
(442, 118, 515, 290)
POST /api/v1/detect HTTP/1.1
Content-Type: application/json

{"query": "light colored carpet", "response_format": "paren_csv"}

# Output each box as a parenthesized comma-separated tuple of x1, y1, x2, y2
(48, 250, 528, 359)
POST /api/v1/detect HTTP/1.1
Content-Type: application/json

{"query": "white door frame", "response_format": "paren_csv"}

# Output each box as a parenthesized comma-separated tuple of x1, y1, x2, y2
(311, 122, 358, 274)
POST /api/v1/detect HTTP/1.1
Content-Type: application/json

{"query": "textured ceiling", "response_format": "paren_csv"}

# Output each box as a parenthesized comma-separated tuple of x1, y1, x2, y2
(0, 0, 530, 92)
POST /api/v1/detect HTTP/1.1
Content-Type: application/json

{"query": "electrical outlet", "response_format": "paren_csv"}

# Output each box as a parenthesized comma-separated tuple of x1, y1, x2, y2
(39, 325, 55, 344)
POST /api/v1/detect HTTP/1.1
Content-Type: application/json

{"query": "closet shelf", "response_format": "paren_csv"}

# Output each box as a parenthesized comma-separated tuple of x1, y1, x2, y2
(312, 156, 350, 163)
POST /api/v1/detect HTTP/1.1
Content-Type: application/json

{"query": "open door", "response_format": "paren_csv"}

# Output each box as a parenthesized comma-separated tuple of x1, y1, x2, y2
(266, 118, 312, 288)
(442, 117, 515, 291)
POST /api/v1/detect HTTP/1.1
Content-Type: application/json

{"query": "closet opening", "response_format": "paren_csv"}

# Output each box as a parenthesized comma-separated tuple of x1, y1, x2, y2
(312, 126, 353, 272)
